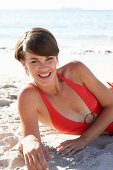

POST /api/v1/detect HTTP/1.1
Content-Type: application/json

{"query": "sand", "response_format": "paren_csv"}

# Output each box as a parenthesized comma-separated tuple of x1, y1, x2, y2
(0, 50, 113, 170)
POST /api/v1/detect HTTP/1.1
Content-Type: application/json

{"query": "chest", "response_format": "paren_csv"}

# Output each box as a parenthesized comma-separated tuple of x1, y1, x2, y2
(52, 87, 89, 111)
(41, 83, 92, 124)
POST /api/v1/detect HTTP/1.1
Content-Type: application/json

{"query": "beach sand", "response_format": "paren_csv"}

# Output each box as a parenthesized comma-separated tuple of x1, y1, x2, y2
(0, 50, 113, 170)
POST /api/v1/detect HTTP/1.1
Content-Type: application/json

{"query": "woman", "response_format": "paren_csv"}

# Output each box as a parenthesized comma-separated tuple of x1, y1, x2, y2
(15, 27, 113, 170)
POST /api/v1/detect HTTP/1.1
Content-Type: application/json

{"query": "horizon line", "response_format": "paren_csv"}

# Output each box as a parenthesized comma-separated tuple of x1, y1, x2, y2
(0, 8, 113, 10)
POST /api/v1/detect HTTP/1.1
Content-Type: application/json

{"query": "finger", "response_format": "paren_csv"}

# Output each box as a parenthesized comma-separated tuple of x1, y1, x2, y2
(61, 146, 74, 156)
(57, 147, 67, 155)
(60, 140, 71, 145)
(68, 148, 78, 156)
(42, 146, 54, 158)
(55, 140, 71, 150)
(28, 154, 36, 170)
(32, 154, 43, 170)
(57, 143, 73, 155)
(55, 143, 65, 151)
(55, 144, 62, 150)
(68, 145, 85, 157)
(38, 150, 50, 169)
(24, 155, 31, 170)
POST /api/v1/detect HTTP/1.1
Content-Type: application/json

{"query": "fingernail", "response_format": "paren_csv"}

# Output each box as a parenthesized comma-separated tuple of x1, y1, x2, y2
(50, 155, 54, 158)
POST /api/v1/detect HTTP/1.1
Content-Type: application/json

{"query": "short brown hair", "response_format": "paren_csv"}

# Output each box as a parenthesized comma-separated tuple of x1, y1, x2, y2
(15, 27, 59, 61)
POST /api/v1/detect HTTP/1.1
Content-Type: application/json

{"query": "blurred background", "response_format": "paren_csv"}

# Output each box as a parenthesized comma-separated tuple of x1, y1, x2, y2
(0, 0, 113, 84)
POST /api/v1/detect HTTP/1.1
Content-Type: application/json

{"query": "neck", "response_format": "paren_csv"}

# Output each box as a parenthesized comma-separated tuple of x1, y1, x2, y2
(34, 76, 63, 96)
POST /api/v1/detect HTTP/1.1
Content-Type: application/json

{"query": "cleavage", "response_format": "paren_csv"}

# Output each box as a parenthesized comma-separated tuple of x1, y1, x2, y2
(45, 83, 92, 123)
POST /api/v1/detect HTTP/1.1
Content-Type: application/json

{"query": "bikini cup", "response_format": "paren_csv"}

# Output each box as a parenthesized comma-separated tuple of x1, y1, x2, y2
(29, 78, 113, 135)
(32, 73, 101, 125)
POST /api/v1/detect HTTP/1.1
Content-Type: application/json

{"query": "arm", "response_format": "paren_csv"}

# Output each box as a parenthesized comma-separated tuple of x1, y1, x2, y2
(56, 61, 113, 156)
(78, 62, 113, 143)
(18, 86, 53, 170)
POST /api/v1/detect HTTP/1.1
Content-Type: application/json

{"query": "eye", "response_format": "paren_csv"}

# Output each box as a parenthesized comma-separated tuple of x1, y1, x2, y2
(31, 60, 39, 63)
(46, 57, 53, 61)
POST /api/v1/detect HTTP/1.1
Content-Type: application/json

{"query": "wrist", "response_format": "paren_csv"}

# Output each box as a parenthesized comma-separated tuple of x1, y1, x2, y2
(79, 134, 90, 146)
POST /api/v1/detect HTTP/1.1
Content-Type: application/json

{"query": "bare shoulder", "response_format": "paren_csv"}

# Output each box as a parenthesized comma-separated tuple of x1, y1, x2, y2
(57, 60, 87, 84)
(68, 60, 101, 86)
(60, 60, 113, 107)
(18, 83, 38, 99)
(18, 83, 41, 113)
(68, 60, 89, 75)
(57, 60, 80, 74)
(62, 60, 100, 87)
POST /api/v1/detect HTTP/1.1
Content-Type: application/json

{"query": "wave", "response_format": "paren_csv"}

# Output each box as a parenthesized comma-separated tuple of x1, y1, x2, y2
(75, 34, 113, 40)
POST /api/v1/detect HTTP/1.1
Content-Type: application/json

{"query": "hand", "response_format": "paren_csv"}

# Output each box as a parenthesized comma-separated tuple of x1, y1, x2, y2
(22, 135, 54, 170)
(55, 137, 86, 157)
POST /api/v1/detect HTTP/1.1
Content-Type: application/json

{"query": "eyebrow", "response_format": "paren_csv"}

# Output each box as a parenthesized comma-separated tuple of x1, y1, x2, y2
(30, 58, 39, 60)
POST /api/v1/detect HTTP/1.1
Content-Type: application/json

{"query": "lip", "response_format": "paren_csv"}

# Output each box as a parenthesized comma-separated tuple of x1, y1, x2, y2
(38, 72, 51, 79)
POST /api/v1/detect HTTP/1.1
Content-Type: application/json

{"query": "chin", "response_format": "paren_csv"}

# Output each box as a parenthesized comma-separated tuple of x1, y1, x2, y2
(34, 72, 56, 86)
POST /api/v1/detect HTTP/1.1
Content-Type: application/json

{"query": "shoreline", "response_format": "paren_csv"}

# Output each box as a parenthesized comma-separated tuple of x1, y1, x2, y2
(0, 46, 113, 54)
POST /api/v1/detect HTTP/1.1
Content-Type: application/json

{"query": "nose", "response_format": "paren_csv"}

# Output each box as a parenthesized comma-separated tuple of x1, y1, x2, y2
(38, 62, 49, 71)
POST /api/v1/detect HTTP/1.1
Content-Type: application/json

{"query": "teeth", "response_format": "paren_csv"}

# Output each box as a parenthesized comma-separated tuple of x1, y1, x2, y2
(39, 73, 50, 77)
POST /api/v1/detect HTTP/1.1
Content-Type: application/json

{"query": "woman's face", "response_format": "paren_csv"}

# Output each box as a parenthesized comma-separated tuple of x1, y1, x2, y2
(21, 51, 58, 86)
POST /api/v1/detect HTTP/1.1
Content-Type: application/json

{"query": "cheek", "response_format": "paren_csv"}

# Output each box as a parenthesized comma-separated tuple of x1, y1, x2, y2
(51, 60, 57, 68)
(50, 63, 57, 71)
(28, 64, 38, 70)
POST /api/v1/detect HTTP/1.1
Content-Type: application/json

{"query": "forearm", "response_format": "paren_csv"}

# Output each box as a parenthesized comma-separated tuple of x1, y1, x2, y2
(80, 106, 113, 144)
(19, 124, 42, 153)
(22, 124, 42, 142)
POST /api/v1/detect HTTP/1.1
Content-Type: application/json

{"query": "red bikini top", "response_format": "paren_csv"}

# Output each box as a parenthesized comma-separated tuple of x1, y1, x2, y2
(32, 73, 102, 135)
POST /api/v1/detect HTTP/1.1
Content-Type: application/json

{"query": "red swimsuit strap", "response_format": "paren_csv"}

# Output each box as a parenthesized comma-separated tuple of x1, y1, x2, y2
(32, 73, 102, 114)
(30, 76, 113, 135)
(32, 73, 102, 113)
(32, 81, 90, 135)
(57, 73, 102, 113)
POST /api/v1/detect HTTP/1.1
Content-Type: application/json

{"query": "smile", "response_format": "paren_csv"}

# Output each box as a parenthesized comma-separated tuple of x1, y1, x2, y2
(38, 72, 51, 78)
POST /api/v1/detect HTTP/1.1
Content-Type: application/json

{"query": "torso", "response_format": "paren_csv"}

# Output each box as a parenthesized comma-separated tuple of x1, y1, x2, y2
(31, 62, 98, 129)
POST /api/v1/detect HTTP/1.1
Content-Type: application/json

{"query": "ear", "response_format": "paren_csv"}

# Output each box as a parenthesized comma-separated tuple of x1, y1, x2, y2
(56, 56, 58, 62)
(56, 56, 59, 66)
(20, 59, 25, 66)
(20, 59, 28, 70)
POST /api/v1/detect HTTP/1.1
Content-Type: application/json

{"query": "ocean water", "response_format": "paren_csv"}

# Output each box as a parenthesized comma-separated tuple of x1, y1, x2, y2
(0, 9, 113, 82)
(0, 9, 113, 52)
